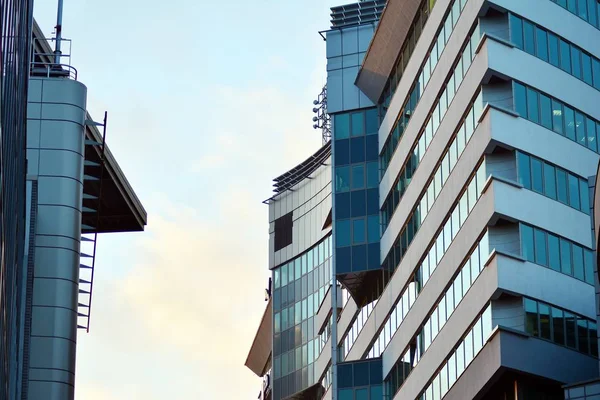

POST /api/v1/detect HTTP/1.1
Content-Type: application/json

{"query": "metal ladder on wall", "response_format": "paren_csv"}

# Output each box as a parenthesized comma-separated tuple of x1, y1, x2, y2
(77, 111, 107, 333)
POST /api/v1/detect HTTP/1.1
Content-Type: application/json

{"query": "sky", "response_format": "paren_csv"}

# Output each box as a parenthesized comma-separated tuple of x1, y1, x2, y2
(32, 0, 339, 398)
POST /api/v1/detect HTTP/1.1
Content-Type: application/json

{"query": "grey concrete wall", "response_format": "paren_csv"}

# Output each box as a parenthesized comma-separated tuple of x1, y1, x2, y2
(489, 223, 520, 255)
(26, 77, 88, 400)
(486, 150, 517, 183)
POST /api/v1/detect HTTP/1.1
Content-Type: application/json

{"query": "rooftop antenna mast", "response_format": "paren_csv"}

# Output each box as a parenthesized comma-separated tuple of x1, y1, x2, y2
(54, 0, 64, 64)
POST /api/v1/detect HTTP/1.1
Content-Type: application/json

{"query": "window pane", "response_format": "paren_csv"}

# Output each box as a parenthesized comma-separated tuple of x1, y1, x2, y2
(552, 99, 563, 135)
(548, 33, 560, 67)
(525, 298, 539, 336)
(560, 39, 572, 73)
(572, 47, 583, 79)
(514, 82, 528, 118)
(568, 174, 581, 209)
(536, 27, 549, 61)
(353, 218, 365, 244)
(540, 94, 552, 130)
(578, 0, 588, 18)
(523, 20, 535, 55)
(351, 164, 365, 190)
(565, 312, 577, 348)
(573, 244, 585, 281)
(517, 152, 532, 189)
(560, 238, 572, 275)
(521, 224, 535, 262)
(534, 229, 548, 266)
(584, 250, 595, 285)
(564, 106, 576, 140)
(576, 112, 586, 146)
(553, 307, 565, 345)
(580, 178, 590, 214)
(544, 164, 557, 200)
(589, 0, 598, 27)
(548, 234, 561, 271)
(582, 53, 593, 85)
(586, 118, 597, 152)
(578, 318, 590, 353)
(593, 58, 600, 90)
(526, 87, 539, 123)
(531, 157, 543, 193)
(557, 168, 569, 204)
(539, 303, 551, 340)
(510, 14, 524, 49)
(336, 167, 350, 192)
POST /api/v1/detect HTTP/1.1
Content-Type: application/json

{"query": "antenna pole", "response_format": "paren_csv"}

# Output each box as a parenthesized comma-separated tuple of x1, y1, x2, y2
(54, 0, 64, 64)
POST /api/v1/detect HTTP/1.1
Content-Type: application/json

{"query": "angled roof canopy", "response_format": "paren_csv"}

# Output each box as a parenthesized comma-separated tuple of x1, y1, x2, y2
(355, 0, 423, 103)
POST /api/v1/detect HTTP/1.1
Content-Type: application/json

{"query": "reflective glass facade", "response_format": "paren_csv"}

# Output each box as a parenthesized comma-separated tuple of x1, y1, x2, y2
(0, 0, 33, 399)
(272, 235, 333, 399)
(333, 108, 380, 276)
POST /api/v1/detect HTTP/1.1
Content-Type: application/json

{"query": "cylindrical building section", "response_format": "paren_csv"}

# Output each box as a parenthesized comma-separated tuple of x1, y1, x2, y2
(26, 77, 87, 400)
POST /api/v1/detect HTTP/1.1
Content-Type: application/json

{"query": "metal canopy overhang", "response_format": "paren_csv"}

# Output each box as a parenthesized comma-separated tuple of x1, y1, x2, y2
(355, 0, 424, 103)
(245, 297, 273, 377)
(82, 117, 147, 233)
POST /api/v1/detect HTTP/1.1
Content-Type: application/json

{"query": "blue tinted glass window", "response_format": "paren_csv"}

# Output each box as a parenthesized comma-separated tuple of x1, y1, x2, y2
(531, 157, 543, 193)
(584, 250, 594, 284)
(366, 134, 378, 161)
(564, 106, 576, 140)
(367, 215, 379, 243)
(560, 39, 572, 73)
(510, 14, 524, 50)
(576, 112, 586, 146)
(535, 27, 548, 61)
(351, 137, 366, 163)
(521, 224, 535, 262)
(337, 247, 352, 273)
(366, 108, 379, 134)
(367, 188, 379, 215)
(568, 174, 581, 209)
(336, 193, 351, 219)
(578, 0, 588, 18)
(371, 385, 383, 400)
(552, 99, 563, 135)
(336, 166, 350, 192)
(557, 169, 569, 204)
(517, 152, 532, 189)
(354, 362, 369, 386)
(351, 190, 366, 217)
(352, 245, 367, 271)
(338, 365, 353, 388)
(540, 94, 552, 130)
(548, 33, 560, 67)
(336, 139, 350, 166)
(339, 389, 353, 400)
(526, 87, 539, 123)
(534, 229, 548, 266)
(368, 243, 379, 270)
(336, 220, 351, 247)
(582, 53, 593, 85)
(544, 163, 557, 200)
(514, 82, 527, 118)
(356, 389, 368, 400)
(336, 113, 350, 139)
(580, 178, 590, 214)
(351, 112, 365, 136)
(367, 162, 378, 188)
(560, 238, 572, 275)
(586, 118, 597, 152)
(548, 234, 561, 271)
(573, 244, 585, 280)
(352, 165, 365, 190)
(593, 59, 600, 89)
(353, 218, 366, 244)
(572, 47, 583, 79)
(589, 0, 598, 27)
(568, 0, 577, 14)
(523, 20, 535, 55)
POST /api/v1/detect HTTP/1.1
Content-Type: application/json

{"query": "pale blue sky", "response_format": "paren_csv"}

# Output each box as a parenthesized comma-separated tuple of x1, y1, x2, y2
(33, 1, 339, 398)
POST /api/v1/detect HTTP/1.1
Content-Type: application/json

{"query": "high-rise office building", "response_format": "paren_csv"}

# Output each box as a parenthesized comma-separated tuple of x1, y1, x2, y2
(248, 0, 600, 399)
(0, 1, 34, 399)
